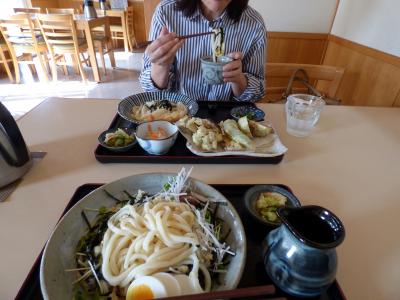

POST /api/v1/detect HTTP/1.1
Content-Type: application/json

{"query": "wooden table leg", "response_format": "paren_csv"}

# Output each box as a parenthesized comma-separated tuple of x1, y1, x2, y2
(121, 13, 129, 52)
(104, 17, 116, 68)
(83, 22, 101, 82)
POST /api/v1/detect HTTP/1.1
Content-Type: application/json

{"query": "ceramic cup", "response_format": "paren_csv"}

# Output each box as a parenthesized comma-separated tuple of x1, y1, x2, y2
(200, 55, 233, 85)
(135, 120, 178, 155)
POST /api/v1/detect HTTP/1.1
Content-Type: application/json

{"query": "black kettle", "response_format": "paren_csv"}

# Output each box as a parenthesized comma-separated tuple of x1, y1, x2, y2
(0, 102, 32, 188)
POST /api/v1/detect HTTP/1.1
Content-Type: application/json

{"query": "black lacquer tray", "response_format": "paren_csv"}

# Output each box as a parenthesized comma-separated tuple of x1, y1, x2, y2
(94, 101, 285, 164)
(16, 184, 346, 300)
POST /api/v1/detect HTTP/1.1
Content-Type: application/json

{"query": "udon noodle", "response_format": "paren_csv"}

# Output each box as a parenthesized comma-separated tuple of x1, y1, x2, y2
(101, 197, 210, 293)
(73, 168, 233, 298)
(211, 27, 225, 62)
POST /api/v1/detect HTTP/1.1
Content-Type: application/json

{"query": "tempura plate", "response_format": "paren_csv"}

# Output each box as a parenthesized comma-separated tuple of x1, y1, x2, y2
(179, 124, 288, 157)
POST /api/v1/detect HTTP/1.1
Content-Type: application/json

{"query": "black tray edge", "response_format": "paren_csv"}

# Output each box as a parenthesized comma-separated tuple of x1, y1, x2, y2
(94, 101, 285, 164)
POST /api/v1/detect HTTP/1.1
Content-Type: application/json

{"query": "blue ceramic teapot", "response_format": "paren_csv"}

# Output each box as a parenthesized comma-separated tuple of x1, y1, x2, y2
(263, 205, 345, 297)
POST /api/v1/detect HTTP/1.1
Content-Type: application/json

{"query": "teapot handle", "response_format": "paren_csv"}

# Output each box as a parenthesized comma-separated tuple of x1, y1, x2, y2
(0, 102, 30, 167)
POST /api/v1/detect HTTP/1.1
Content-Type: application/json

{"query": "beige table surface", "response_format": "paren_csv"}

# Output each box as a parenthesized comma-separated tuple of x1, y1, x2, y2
(1, 97, 400, 300)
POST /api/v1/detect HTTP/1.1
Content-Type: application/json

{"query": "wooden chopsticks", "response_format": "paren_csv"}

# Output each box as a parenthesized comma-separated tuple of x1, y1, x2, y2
(136, 31, 213, 48)
(158, 284, 286, 300)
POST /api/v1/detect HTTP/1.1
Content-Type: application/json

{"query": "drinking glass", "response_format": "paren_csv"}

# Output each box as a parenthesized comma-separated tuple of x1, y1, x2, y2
(285, 94, 325, 137)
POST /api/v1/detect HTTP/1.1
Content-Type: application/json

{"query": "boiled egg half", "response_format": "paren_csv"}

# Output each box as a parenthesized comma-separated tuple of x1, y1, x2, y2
(126, 272, 198, 299)
(126, 276, 167, 300)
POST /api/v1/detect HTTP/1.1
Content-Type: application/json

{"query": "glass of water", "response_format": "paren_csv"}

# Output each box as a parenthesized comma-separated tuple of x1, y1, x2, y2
(285, 94, 325, 137)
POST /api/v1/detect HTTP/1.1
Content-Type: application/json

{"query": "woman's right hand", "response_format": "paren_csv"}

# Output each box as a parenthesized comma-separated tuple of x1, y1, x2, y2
(146, 27, 184, 67)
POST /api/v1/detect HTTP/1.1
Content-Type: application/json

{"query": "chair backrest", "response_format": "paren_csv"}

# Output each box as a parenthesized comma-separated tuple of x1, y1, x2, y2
(125, 6, 135, 46)
(265, 63, 345, 101)
(46, 8, 75, 15)
(37, 13, 80, 54)
(14, 7, 42, 14)
(126, 7, 134, 31)
(0, 13, 42, 52)
(0, 30, 5, 44)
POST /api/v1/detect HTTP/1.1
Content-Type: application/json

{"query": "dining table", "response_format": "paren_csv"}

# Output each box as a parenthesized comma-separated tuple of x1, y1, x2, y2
(74, 15, 116, 82)
(0, 97, 399, 300)
(32, 14, 116, 82)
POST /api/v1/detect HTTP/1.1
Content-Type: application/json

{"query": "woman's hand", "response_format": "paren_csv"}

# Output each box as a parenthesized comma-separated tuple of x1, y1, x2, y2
(147, 27, 183, 66)
(147, 27, 184, 89)
(223, 52, 248, 97)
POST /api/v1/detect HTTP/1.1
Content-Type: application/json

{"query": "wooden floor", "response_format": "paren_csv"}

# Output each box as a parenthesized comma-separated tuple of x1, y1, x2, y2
(0, 50, 144, 119)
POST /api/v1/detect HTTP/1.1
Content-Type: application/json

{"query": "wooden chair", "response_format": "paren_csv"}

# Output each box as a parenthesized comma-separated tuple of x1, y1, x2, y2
(0, 14, 49, 83)
(46, 9, 79, 75)
(0, 33, 14, 82)
(122, 6, 136, 51)
(45, 9, 110, 76)
(37, 13, 88, 82)
(264, 63, 345, 102)
(44, 9, 83, 75)
(14, 7, 42, 14)
(97, 6, 135, 52)
(46, 8, 76, 14)
(46, 8, 79, 75)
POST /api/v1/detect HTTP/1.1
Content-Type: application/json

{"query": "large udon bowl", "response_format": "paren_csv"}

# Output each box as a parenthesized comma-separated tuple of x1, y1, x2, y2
(118, 91, 199, 124)
(40, 173, 246, 300)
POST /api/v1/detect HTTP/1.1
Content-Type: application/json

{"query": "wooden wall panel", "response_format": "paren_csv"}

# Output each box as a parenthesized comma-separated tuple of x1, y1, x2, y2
(129, 0, 146, 43)
(143, 0, 160, 39)
(31, 0, 59, 8)
(266, 32, 328, 94)
(57, 0, 80, 10)
(322, 35, 400, 106)
(267, 32, 327, 64)
(394, 90, 400, 107)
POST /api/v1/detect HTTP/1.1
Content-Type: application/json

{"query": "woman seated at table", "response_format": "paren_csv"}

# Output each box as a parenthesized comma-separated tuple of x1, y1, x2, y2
(139, 0, 266, 102)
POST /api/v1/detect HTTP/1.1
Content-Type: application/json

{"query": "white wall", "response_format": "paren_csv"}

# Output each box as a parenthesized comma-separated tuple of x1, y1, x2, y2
(249, 0, 338, 33)
(331, 0, 400, 56)
(0, 0, 28, 17)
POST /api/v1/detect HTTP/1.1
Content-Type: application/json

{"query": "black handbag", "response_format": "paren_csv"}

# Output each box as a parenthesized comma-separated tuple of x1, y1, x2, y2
(281, 68, 341, 105)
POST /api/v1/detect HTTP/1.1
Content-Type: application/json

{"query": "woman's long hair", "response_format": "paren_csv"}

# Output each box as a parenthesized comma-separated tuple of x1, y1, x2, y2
(175, 0, 249, 22)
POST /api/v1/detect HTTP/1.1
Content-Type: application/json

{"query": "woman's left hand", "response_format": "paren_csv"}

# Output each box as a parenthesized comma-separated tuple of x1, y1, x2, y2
(223, 52, 248, 96)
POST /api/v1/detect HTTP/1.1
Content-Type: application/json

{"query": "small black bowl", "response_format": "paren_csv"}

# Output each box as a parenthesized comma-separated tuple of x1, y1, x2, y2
(230, 106, 265, 121)
(244, 185, 301, 227)
(98, 128, 137, 152)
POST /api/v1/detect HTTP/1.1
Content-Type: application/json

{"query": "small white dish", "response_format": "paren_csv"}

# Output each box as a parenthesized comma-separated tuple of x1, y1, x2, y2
(135, 120, 178, 155)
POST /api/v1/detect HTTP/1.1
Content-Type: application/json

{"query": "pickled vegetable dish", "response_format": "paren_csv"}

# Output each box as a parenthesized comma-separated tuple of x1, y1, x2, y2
(104, 128, 134, 147)
(255, 192, 287, 222)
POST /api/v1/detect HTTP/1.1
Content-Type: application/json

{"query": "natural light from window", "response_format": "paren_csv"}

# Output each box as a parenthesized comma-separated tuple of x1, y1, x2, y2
(0, 0, 28, 17)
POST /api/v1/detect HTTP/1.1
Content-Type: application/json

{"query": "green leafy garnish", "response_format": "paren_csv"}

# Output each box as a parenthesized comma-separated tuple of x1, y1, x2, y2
(163, 182, 171, 191)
